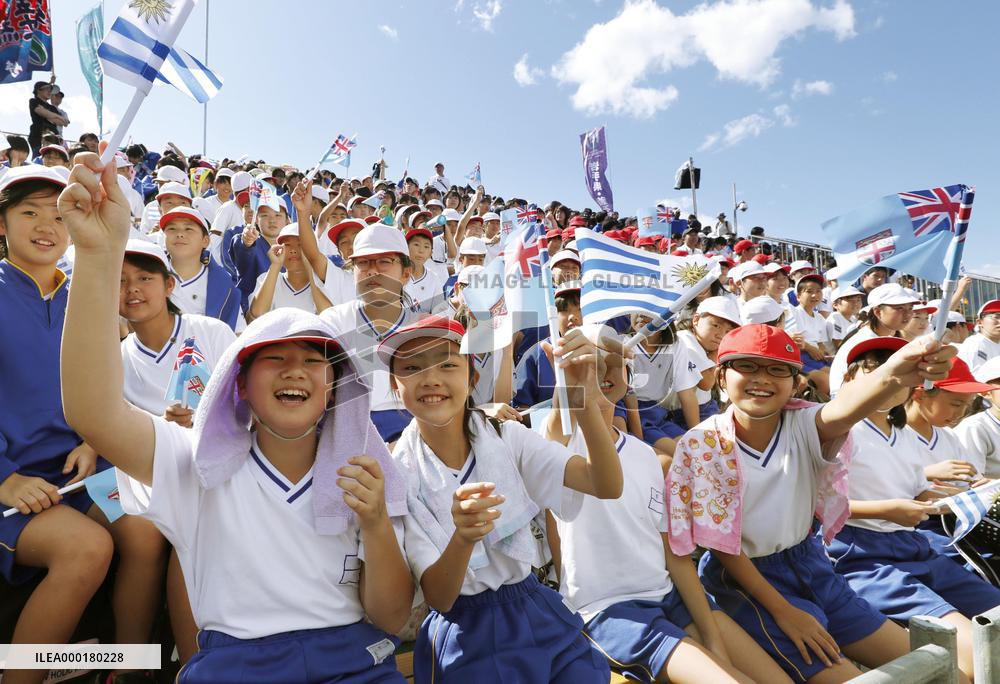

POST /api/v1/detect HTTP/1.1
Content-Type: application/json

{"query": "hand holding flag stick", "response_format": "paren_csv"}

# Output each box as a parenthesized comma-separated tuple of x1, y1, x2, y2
(3, 480, 85, 518)
(539, 218, 573, 437)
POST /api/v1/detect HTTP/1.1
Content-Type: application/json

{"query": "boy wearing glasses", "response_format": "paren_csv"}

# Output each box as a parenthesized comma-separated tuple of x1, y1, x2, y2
(958, 299, 1000, 373)
(320, 224, 419, 444)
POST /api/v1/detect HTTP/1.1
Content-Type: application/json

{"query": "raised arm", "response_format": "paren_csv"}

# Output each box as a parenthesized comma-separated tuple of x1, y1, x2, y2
(455, 185, 483, 246)
(248, 245, 284, 321)
(58, 152, 155, 485)
(290, 179, 328, 281)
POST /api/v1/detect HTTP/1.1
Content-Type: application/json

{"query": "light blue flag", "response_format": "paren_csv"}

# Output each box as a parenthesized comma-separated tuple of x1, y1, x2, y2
(84, 468, 125, 524)
(943, 480, 1000, 544)
(76, 3, 104, 132)
(156, 46, 224, 104)
(498, 209, 519, 248)
(501, 222, 550, 332)
(460, 257, 512, 354)
(821, 184, 968, 284)
(165, 338, 211, 409)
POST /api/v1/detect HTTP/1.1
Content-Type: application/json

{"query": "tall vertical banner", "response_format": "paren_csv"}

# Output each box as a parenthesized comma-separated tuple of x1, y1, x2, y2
(0, 0, 53, 84)
(580, 126, 614, 213)
(76, 3, 104, 132)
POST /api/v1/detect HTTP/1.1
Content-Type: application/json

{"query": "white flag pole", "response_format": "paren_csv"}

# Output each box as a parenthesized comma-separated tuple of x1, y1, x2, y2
(3, 480, 87, 518)
(99, 89, 146, 164)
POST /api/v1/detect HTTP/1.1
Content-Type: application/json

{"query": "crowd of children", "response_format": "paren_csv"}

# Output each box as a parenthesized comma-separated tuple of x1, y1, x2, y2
(2, 139, 1000, 684)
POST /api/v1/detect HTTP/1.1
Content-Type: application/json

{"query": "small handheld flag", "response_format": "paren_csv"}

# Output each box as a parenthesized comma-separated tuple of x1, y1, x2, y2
(329, 133, 358, 168)
(165, 337, 211, 409)
(636, 207, 687, 239)
(465, 163, 482, 186)
(941, 480, 1000, 544)
(362, 191, 385, 209)
(397, 156, 410, 191)
(3, 468, 124, 521)
(250, 179, 281, 214)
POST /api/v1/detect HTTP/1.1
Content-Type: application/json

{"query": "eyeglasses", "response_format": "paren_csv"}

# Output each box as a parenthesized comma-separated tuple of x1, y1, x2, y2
(352, 256, 401, 271)
(982, 313, 1000, 321)
(724, 359, 797, 378)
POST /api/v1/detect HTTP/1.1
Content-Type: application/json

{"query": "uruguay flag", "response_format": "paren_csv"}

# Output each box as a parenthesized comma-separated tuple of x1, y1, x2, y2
(156, 46, 223, 103)
(98, 0, 199, 95)
(576, 228, 712, 325)
(943, 480, 1000, 544)
(821, 184, 972, 284)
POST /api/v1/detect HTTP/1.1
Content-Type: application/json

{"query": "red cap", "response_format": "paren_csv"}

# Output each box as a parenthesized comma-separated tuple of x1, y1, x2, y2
(364, 215, 382, 225)
(717, 324, 803, 369)
(634, 236, 657, 247)
(605, 230, 623, 241)
(752, 253, 773, 264)
(467, 215, 484, 225)
(376, 315, 466, 367)
(408, 210, 431, 226)
(935, 358, 1000, 394)
(405, 228, 433, 242)
(658, 237, 673, 253)
(846, 336, 908, 365)
(327, 219, 366, 245)
(545, 228, 562, 240)
(562, 228, 576, 240)
(671, 248, 690, 256)
(733, 239, 756, 254)
(235, 190, 250, 207)
(979, 300, 1000, 317)
(795, 273, 826, 288)
(569, 216, 587, 228)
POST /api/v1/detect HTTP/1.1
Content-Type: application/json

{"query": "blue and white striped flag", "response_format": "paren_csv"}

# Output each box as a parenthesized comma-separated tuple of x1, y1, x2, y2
(943, 479, 1000, 544)
(576, 228, 712, 325)
(98, 0, 199, 95)
(156, 46, 223, 103)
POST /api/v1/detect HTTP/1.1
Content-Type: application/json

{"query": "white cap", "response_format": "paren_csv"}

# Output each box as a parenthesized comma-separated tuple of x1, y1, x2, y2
(311, 185, 330, 204)
(276, 223, 300, 244)
(442, 208, 462, 222)
(0, 164, 67, 193)
(113, 152, 133, 169)
(831, 285, 864, 302)
(160, 206, 207, 233)
(352, 224, 409, 259)
(731, 261, 766, 282)
(926, 298, 943, 311)
(456, 264, 485, 286)
(231, 171, 253, 193)
(695, 296, 742, 327)
(425, 199, 444, 209)
(458, 236, 487, 255)
(482, 211, 500, 222)
(762, 262, 787, 275)
(215, 168, 234, 180)
(741, 296, 787, 325)
(154, 166, 187, 184)
(867, 283, 921, 307)
(551, 249, 581, 266)
(947, 311, 967, 324)
(789, 260, 814, 274)
(39, 143, 68, 159)
(124, 239, 172, 273)
(974, 356, 1000, 384)
(156, 181, 192, 201)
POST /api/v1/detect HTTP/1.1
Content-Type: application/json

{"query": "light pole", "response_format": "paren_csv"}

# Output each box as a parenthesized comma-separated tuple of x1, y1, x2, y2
(732, 182, 748, 236)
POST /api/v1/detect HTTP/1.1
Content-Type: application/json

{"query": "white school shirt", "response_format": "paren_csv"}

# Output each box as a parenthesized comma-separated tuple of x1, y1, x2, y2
(785, 306, 831, 348)
(321, 300, 418, 412)
(844, 420, 928, 533)
(826, 311, 856, 343)
(958, 334, 1000, 374)
(139, 201, 161, 236)
(120, 314, 236, 416)
(736, 405, 831, 558)
(956, 411, 1000, 479)
(118, 423, 403, 639)
(211, 199, 244, 236)
(829, 326, 879, 396)
(404, 265, 448, 314)
(470, 351, 502, 406)
(907, 424, 987, 481)
(676, 330, 715, 404)
(169, 265, 209, 315)
(556, 428, 672, 622)
(400, 421, 583, 595)
(632, 342, 701, 407)
(193, 194, 222, 225)
(431, 234, 449, 265)
(251, 270, 343, 314)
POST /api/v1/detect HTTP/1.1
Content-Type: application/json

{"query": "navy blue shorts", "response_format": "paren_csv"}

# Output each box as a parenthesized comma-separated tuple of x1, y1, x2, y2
(667, 400, 721, 431)
(827, 525, 1000, 621)
(417, 574, 609, 683)
(700, 534, 886, 683)
(178, 621, 402, 683)
(0, 485, 96, 585)
(636, 402, 685, 446)
(370, 409, 413, 443)
(800, 355, 831, 374)
(583, 590, 712, 682)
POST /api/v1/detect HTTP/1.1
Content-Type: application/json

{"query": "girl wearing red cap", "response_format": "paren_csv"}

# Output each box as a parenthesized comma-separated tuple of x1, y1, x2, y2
(381, 317, 624, 682)
(827, 340, 1000, 684)
(667, 324, 957, 683)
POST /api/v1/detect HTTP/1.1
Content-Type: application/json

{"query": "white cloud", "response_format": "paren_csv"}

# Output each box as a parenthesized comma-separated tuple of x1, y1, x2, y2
(513, 54, 544, 86)
(872, 15, 884, 29)
(881, 70, 897, 82)
(791, 78, 833, 97)
(772, 103, 795, 126)
(472, 1, 502, 31)
(378, 25, 398, 40)
(552, 0, 855, 118)
(699, 103, 795, 151)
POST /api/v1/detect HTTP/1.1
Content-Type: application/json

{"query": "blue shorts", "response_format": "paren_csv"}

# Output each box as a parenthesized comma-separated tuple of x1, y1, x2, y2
(667, 400, 721, 431)
(636, 402, 685, 446)
(0, 483, 97, 585)
(370, 410, 413, 443)
(417, 574, 609, 683)
(800, 355, 831, 374)
(583, 590, 714, 683)
(699, 534, 886, 683)
(178, 621, 402, 683)
(827, 525, 1000, 621)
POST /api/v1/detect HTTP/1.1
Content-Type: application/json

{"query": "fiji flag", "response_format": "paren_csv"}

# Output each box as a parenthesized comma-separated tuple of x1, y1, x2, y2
(459, 257, 513, 354)
(637, 207, 687, 239)
(165, 337, 211, 409)
(465, 163, 482, 186)
(328, 134, 358, 167)
(498, 221, 550, 331)
(576, 228, 712, 325)
(943, 479, 1000, 544)
(822, 184, 972, 284)
(250, 178, 281, 213)
(84, 468, 125, 524)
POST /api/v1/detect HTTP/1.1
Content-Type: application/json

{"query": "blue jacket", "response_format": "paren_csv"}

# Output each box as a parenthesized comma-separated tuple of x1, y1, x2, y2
(0, 261, 86, 485)
(204, 258, 241, 330)
(228, 233, 270, 311)
(513, 338, 556, 408)
(220, 224, 243, 277)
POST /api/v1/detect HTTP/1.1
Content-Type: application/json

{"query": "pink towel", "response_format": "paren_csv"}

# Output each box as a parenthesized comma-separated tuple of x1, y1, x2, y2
(666, 400, 853, 556)
(191, 308, 407, 534)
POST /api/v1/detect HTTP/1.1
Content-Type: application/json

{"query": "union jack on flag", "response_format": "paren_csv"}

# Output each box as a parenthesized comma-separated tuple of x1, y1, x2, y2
(174, 338, 206, 368)
(899, 185, 964, 239)
(165, 337, 212, 409)
(516, 206, 538, 225)
(502, 222, 544, 278)
(328, 134, 357, 165)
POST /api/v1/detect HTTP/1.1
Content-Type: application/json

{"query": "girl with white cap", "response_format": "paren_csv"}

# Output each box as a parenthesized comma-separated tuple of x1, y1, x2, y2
(248, 223, 336, 318)
(380, 316, 624, 682)
(955, 356, 1000, 479)
(59, 154, 413, 683)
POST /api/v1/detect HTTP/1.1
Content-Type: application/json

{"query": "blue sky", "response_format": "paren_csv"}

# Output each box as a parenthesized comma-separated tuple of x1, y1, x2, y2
(2, 0, 998, 274)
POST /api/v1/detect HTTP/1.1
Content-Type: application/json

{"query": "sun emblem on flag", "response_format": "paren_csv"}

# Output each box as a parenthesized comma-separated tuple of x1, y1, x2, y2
(671, 262, 709, 287)
(129, 0, 173, 24)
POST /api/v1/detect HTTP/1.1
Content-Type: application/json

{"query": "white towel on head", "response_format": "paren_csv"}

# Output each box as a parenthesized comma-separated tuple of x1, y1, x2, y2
(393, 412, 540, 570)
(191, 308, 407, 535)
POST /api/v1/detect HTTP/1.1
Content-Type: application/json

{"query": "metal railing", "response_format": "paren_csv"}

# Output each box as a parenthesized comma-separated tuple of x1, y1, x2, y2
(756, 233, 1000, 318)
(850, 616, 959, 683)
